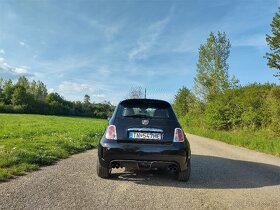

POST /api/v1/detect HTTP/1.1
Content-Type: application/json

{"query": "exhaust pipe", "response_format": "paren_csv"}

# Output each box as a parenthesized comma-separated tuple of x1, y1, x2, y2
(111, 162, 120, 168)
(168, 165, 178, 172)
(116, 163, 120, 169)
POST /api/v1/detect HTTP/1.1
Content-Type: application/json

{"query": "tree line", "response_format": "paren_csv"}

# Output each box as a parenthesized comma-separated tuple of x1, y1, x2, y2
(0, 76, 114, 119)
(174, 84, 280, 135)
(174, 8, 280, 135)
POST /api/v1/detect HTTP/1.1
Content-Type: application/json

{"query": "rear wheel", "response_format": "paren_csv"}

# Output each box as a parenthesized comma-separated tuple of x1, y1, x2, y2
(177, 159, 191, 182)
(97, 159, 111, 178)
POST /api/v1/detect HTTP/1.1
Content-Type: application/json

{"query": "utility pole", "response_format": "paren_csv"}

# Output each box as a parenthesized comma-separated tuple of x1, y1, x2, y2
(144, 88, 146, 99)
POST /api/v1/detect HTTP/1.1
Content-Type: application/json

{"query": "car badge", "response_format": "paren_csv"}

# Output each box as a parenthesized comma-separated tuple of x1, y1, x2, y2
(142, 119, 149, 125)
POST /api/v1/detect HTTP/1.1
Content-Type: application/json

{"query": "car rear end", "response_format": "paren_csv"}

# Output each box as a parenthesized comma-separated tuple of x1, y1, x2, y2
(97, 99, 191, 181)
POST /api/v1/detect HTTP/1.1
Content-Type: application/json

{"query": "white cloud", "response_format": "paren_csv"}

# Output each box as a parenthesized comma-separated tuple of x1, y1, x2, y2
(96, 66, 110, 77)
(57, 80, 112, 94)
(232, 34, 267, 48)
(58, 81, 92, 92)
(0, 57, 30, 77)
(48, 88, 55, 93)
(80, 16, 122, 41)
(103, 25, 121, 41)
(18, 41, 30, 48)
(56, 81, 110, 102)
(19, 41, 26, 46)
(14, 67, 28, 74)
(0, 49, 5, 55)
(37, 55, 93, 75)
(92, 94, 105, 99)
(128, 16, 170, 60)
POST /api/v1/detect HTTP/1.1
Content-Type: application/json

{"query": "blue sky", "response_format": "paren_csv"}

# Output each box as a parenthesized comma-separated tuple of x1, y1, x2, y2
(0, 0, 279, 104)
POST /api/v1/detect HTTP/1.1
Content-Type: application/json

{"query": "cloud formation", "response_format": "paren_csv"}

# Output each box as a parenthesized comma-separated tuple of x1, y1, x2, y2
(128, 17, 170, 60)
(80, 15, 122, 41)
(0, 57, 33, 79)
(58, 81, 92, 93)
(57, 81, 107, 101)
(232, 34, 267, 48)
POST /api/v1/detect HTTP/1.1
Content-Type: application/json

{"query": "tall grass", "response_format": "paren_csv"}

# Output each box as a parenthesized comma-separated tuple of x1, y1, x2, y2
(0, 114, 107, 181)
(184, 126, 280, 157)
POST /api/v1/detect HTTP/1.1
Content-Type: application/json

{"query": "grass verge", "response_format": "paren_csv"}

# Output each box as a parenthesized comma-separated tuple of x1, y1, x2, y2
(184, 126, 280, 157)
(0, 114, 107, 181)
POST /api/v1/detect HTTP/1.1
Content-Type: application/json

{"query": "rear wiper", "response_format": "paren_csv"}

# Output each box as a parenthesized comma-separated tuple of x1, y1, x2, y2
(124, 114, 151, 118)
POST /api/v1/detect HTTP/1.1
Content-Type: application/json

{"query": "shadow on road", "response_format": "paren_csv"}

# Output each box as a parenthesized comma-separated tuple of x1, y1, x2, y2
(110, 154, 280, 189)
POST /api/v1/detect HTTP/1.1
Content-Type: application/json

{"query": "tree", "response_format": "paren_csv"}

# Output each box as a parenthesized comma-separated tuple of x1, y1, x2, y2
(30, 80, 48, 101)
(173, 86, 195, 118)
(194, 32, 238, 102)
(265, 7, 280, 78)
(16, 76, 30, 90)
(46, 92, 64, 104)
(46, 92, 72, 115)
(267, 86, 280, 134)
(82, 94, 91, 116)
(0, 76, 116, 117)
(37, 81, 48, 100)
(126, 86, 144, 99)
(0, 78, 4, 102)
(11, 85, 29, 106)
(84, 94, 91, 104)
(2, 79, 14, 104)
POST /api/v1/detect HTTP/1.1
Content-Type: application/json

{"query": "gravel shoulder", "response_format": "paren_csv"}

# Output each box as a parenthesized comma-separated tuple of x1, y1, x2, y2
(1, 133, 280, 210)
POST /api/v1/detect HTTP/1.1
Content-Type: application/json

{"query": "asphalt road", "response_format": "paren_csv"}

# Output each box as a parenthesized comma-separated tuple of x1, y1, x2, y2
(1, 134, 280, 210)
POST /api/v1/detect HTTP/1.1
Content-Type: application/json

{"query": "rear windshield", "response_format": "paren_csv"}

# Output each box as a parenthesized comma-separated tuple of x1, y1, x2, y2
(117, 99, 176, 120)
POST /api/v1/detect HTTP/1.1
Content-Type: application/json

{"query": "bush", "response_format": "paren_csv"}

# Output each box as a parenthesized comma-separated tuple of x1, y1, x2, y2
(267, 87, 280, 134)
(176, 83, 280, 135)
(202, 84, 277, 131)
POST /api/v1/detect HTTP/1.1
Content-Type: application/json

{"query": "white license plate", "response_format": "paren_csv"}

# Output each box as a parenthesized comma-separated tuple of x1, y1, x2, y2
(129, 132, 162, 140)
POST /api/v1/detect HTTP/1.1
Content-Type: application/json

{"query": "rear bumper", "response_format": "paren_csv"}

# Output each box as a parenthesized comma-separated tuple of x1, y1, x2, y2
(98, 137, 191, 171)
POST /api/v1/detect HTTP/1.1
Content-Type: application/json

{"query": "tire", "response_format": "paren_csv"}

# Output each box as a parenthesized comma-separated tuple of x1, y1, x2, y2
(97, 159, 111, 178)
(177, 160, 191, 182)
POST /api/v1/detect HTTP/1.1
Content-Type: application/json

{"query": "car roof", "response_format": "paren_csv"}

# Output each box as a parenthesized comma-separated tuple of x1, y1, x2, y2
(119, 99, 171, 107)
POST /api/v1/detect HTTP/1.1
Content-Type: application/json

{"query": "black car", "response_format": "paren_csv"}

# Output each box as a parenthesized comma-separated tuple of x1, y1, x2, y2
(97, 99, 191, 181)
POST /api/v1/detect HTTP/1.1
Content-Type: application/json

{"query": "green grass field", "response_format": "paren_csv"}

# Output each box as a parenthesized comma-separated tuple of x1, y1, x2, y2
(0, 114, 107, 181)
(185, 126, 280, 157)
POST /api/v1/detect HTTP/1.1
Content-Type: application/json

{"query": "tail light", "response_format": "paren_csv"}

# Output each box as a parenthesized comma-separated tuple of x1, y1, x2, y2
(173, 128, 185, 142)
(105, 125, 117, 140)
